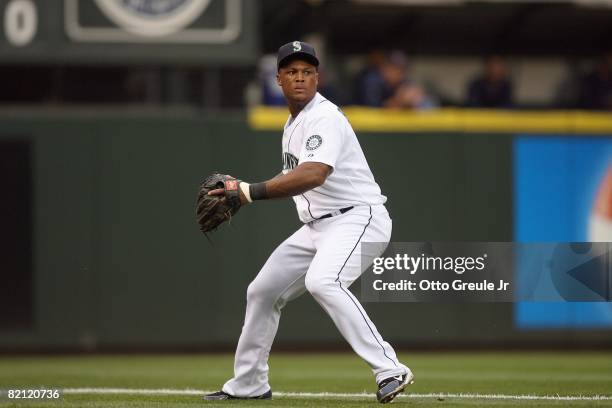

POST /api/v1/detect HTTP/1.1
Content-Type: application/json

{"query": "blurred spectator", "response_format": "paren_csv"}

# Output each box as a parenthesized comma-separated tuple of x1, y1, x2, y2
(553, 63, 581, 109)
(317, 67, 341, 105)
(466, 55, 513, 108)
(260, 54, 286, 106)
(579, 52, 612, 111)
(354, 50, 386, 105)
(356, 50, 437, 109)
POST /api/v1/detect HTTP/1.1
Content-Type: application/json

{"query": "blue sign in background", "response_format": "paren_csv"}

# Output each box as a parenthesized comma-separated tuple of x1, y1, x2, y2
(514, 136, 612, 328)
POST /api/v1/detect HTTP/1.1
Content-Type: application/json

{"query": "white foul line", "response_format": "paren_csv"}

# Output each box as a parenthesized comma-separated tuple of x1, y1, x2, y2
(63, 388, 612, 401)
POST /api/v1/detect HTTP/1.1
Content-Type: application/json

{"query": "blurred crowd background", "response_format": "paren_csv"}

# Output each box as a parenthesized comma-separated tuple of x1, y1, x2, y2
(1, 0, 611, 111)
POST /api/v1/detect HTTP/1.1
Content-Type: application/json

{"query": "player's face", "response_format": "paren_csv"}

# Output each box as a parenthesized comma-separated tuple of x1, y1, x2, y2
(277, 60, 318, 105)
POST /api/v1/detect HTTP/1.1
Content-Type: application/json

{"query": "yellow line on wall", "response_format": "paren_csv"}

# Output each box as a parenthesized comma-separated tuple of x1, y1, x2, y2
(248, 106, 612, 134)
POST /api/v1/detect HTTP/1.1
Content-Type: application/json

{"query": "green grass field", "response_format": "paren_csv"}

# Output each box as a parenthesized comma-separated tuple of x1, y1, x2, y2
(1, 352, 611, 407)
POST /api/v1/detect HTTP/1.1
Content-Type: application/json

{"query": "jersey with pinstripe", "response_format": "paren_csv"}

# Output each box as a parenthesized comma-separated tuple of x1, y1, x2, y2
(281, 92, 387, 223)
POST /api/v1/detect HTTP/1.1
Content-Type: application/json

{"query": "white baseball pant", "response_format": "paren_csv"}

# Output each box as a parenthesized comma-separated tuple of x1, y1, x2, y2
(222, 204, 409, 397)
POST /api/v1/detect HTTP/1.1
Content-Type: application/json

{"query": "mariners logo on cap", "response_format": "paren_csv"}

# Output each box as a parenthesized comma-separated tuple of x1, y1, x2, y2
(292, 41, 302, 52)
(306, 135, 323, 151)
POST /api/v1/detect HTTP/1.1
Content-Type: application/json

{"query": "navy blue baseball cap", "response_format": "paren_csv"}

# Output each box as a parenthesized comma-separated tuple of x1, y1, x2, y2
(277, 41, 319, 69)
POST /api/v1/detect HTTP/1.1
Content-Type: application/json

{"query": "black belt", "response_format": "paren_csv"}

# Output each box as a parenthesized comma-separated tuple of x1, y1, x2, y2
(318, 206, 354, 220)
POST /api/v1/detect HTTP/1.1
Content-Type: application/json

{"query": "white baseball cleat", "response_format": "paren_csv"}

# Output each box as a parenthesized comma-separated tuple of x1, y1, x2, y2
(376, 370, 415, 404)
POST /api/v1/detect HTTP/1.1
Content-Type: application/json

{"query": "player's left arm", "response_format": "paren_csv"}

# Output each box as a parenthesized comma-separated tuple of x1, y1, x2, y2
(209, 112, 340, 203)
(208, 162, 331, 203)
(253, 162, 332, 200)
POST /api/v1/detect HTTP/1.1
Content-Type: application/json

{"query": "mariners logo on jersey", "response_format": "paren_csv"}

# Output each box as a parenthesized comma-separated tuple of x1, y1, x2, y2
(283, 152, 299, 171)
(306, 135, 323, 151)
(94, 0, 210, 37)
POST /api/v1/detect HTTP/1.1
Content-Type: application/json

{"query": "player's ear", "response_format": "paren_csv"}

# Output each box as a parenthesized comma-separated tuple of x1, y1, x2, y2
(276, 72, 281, 87)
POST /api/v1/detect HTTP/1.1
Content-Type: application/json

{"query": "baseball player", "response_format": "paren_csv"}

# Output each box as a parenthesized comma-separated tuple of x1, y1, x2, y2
(204, 41, 413, 404)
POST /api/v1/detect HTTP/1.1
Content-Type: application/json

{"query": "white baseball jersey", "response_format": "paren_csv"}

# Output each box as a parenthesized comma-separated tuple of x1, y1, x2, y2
(281, 92, 387, 223)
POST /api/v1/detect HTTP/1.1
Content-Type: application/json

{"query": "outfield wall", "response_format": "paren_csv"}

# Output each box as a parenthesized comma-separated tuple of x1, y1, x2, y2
(0, 109, 610, 351)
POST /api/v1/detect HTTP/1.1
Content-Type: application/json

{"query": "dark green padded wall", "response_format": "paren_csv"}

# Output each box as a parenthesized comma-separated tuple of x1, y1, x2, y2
(3, 113, 603, 350)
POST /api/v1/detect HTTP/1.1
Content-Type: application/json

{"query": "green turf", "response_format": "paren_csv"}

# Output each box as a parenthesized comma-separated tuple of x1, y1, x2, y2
(0, 352, 611, 407)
